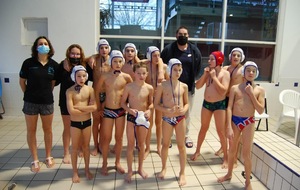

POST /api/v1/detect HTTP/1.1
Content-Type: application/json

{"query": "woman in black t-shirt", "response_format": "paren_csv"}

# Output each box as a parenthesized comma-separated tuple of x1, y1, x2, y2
(19, 36, 58, 173)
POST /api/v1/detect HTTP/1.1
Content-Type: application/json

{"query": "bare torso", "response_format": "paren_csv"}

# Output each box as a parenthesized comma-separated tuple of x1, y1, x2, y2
(204, 69, 229, 102)
(103, 72, 131, 109)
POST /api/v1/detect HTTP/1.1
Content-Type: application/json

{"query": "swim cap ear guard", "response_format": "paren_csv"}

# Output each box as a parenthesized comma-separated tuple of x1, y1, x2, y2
(229, 47, 245, 62)
(96, 39, 111, 53)
(146, 46, 159, 60)
(241, 61, 259, 79)
(108, 50, 125, 66)
(71, 65, 88, 83)
(211, 51, 224, 66)
(167, 58, 183, 76)
(122, 43, 138, 55)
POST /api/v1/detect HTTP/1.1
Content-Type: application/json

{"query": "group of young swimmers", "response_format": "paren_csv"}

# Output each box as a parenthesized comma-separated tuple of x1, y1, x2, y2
(21, 36, 265, 190)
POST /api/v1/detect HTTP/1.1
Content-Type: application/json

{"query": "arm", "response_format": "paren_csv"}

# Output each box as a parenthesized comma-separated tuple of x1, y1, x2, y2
(195, 67, 209, 89)
(73, 87, 97, 113)
(66, 90, 84, 116)
(226, 86, 235, 140)
(177, 84, 189, 115)
(120, 85, 137, 116)
(157, 58, 164, 83)
(19, 78, 26, 93)
(211, 70, 230, 96)
(246, 86, 265, 114)
(145, 86, 154, 119)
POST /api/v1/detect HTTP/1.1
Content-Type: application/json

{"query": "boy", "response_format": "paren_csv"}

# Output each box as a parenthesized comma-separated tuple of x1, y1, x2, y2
(88, 39, 111, 156)
(145, 46, 168, 158)
(218, 61, 265, 190)
(220, 47, 245, 165)
(121, 62, 154, 183)
(95, 50, 133, 175)
(155, 58, 189, 186)
(66, 65, 97, 183)
(190, 51, 230, 169)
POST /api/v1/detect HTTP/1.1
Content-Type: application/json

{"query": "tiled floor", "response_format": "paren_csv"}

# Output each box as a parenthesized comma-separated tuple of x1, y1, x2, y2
(0, 114, 298, 190)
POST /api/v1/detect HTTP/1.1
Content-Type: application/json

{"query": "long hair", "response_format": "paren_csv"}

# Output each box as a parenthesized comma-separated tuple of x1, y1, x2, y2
(65, 44, 86, 67)
(31, 36, 55, 58)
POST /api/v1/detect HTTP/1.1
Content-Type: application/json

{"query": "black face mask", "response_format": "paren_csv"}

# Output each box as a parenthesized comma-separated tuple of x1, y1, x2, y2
(69, 58, 81, 65)
(177, 36, 188, 45)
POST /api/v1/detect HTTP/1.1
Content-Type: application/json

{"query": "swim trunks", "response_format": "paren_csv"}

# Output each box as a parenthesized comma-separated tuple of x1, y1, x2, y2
(103, 107, 126, 118)
(162, 115, 185, 126)
(232, 115, 255, 131)
(71, 119, 92, 130)
(203, 99, 227, 112)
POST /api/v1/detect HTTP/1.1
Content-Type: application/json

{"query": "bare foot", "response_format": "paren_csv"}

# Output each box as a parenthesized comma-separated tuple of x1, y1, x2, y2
(90, 147, 98, 156)
(158, 169, 166, 180)
(245, 182, 253, 190)
(221, 160, 228, 169)
(217, 173, 232, 183)
(178, 173, 186, 186)
(116, 163, 125, 174)
(101, 163, 108, 176)
(144, 149, 150, 160)
(190, 152, 200, 161)
(215, 147, 223, 156)
(72, 173, 80, 183)
(138, 169, 148, 179)
(62, 154, 71, 164)
(85, 170, 94, 180)
(125, 172, 133, 183)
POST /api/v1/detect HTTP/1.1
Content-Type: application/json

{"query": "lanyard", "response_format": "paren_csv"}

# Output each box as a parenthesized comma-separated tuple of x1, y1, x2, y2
(170, 80, 180, 106)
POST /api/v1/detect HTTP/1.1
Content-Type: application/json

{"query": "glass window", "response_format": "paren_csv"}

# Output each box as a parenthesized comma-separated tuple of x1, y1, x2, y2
(224, 44, 275, 81)
(164, 0, 223, 38)
(100, 0, 162, 36)
(105, 38, 161, 59)
(226, 1, 279, 41)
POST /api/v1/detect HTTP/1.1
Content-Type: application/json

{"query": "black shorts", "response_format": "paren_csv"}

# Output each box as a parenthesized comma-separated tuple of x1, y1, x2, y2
(22, 101, 54, 115)
(71, 119, 92, 130)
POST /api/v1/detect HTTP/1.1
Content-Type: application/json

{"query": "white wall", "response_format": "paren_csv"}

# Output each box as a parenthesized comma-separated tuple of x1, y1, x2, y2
(0, 0, 99, 115)
(0, 0, 299, 117)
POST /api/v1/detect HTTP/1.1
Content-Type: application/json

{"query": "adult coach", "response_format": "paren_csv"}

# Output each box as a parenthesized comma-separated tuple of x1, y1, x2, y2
(161, 26, 202, 148)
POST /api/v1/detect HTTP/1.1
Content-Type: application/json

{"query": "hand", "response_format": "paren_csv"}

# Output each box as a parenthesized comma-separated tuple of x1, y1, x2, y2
(245, 83, 254, 96)
(88, 57, 96, 69)
(227, 126, 234, 140)
(144, 109, 151, 119)
(209, 68, 216, 78)
(129, 109, 138, 116)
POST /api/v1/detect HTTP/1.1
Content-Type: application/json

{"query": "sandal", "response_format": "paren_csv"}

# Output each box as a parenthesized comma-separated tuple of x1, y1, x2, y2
(185, 137, 193, 148)
(44, 157, 55, 168)
(31, 160, 40, 173)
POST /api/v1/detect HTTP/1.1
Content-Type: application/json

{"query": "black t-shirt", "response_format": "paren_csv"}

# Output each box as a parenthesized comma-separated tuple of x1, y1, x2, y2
(19, 57, 59, 104)
(173, 46, 194, 92)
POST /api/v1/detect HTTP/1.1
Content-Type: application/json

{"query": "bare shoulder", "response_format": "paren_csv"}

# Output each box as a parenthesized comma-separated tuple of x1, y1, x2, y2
(254, 85, 265, 94)
(220, 68, 230, 76)
(222, 65, 229, 70)
(180, 81, 188, 88)
(145, 83, 154, 90)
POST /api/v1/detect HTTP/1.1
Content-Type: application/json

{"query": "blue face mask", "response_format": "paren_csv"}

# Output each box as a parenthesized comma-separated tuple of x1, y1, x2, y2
(37, 45, 50, 54)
